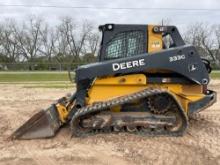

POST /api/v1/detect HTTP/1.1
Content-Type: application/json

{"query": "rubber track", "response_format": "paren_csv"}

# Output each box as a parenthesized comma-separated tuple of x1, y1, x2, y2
(70, 88, 188, 137)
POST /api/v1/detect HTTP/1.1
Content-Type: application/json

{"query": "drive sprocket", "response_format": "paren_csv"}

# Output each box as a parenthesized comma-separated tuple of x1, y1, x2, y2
(148, 94, 172, 114)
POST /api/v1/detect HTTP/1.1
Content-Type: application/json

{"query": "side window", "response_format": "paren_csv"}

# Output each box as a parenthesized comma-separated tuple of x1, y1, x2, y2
(163, 34, 174, 49)
(105, 31, 144, 60)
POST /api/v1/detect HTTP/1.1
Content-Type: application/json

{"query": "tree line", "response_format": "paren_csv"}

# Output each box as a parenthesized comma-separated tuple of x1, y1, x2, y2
(0, 17, 219, 70)
(183, 22, 220, 68)
(0, 16, 99, 70)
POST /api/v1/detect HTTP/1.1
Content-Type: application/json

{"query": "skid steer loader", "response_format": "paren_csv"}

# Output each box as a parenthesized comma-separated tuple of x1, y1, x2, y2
(11, 24, 217, 139)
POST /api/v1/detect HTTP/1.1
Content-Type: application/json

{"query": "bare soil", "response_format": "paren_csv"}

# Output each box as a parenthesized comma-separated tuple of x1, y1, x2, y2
(0, 81, 220, 165)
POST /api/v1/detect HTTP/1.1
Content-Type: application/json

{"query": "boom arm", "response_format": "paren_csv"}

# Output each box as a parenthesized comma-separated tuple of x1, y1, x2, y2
(76, 45, 209, 85)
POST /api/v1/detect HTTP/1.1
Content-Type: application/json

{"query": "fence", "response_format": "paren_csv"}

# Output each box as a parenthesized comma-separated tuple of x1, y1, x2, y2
(0, 62, 88, 71)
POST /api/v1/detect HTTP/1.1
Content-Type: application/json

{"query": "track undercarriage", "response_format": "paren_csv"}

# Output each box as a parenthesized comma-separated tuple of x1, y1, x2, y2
(71, 88, 188, 137)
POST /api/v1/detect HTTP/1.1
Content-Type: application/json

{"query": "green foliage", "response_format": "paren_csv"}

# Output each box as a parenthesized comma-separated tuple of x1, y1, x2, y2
(211, 63, 220, 70)
(0, 54, 11, 63)
(82, 53, 97, 63)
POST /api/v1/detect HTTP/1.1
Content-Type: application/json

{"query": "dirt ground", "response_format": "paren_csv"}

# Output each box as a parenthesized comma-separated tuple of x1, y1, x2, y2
(0, 81, 220, 165)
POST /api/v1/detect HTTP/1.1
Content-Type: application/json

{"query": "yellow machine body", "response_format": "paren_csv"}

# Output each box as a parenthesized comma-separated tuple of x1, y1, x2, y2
(87, 74, 205, 114)
(147, 25, 163, 53)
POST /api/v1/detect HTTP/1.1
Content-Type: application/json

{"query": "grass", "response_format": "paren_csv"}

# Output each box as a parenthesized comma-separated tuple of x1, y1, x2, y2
(211, 70, 220, 79)
(0, 71, 74, 88)
(0, 71, 71, 82)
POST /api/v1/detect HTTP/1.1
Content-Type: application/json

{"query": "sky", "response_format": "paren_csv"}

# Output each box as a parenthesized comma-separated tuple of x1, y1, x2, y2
(1, 0, 220, 31)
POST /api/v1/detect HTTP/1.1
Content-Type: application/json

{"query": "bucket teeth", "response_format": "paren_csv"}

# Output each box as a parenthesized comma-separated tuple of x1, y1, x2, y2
(10, 105, 61, 140)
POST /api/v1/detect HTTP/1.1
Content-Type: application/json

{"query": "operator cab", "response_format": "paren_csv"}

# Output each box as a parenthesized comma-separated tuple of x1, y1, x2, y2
(98, 24, 185, 62)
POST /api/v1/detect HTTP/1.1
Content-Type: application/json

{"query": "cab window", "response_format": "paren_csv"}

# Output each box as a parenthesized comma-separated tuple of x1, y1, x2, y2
(105, 31, 144, 60)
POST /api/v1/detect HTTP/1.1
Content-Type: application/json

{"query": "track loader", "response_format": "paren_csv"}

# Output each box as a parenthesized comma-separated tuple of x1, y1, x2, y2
(11, 24, 217, 139)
